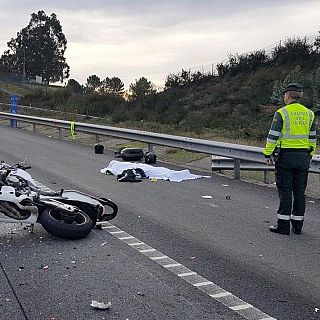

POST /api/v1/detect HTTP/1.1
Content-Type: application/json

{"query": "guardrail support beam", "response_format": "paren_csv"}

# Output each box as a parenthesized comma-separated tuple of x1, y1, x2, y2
(234, 159, 241, 180)
(58, 127, 62, 140)
(95, 134, 99, 143)
(32, 123, 37, 133)
(264, 170, 271, 184)
(148, 143, 154, 152)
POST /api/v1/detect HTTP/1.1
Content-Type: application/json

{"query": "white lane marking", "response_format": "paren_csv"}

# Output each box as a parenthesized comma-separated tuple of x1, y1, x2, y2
(230, 304, 253, 311)
(139, 249, 156, 253)
(109, 231, 125, 234)
(178, 272, 197, 277)
(163, 263, 181, 268)
(128, 242, 145, 246)
(151, 256, 167, 260)
(210, 292, 232, 298)
(102, 222, 277, 320)
(101, 242, 108, 246)
(118, 236, 135, 240)
(194, 281, 213, 287)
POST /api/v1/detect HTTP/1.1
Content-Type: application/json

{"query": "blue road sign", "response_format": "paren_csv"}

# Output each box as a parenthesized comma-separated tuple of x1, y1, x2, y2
(10, 95, 18, 128)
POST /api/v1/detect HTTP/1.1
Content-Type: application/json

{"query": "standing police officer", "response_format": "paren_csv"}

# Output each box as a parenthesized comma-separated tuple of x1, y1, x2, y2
(263, 83, 317, 235)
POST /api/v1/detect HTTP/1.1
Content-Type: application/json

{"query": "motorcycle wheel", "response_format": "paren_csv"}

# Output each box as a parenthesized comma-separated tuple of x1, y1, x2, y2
(39, 208, 93, 240)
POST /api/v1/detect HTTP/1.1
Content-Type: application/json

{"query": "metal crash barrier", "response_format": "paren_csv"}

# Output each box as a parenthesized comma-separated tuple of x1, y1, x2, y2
(0, 112, 319, 184)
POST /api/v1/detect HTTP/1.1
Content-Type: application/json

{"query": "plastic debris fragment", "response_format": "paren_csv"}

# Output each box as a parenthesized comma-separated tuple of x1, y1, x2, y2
(91, 301, 111, 310)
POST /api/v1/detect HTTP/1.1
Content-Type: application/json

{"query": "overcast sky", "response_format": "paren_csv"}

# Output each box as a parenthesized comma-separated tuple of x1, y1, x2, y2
(0, 0, 319, 88)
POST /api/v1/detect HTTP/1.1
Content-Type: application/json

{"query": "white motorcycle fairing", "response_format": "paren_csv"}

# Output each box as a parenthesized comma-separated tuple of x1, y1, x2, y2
(0, 186, 38, 224)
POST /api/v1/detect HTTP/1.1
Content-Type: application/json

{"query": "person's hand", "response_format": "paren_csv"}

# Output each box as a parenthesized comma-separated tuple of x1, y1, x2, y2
(265, 158, 274, 166)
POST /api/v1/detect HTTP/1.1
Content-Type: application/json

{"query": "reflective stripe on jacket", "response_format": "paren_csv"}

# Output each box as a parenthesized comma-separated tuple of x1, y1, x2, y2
(263, 103, 316, 156)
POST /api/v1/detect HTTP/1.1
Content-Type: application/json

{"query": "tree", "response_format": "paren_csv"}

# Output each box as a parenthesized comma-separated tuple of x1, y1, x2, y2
(129, 77, 156, 101)
(66, 79, 83, 93)
(314, 31, 320, 53)
(100, 76, 124, 94)
(85, 75, 101, 93)
(0, 10, 70, 84)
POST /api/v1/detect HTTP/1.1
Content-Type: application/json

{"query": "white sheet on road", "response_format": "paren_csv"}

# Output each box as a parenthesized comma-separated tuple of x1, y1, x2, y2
(101, 160, 210, 182)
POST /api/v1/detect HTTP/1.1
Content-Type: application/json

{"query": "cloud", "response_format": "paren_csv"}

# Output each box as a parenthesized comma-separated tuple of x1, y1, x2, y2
(1, 0, 320, 87)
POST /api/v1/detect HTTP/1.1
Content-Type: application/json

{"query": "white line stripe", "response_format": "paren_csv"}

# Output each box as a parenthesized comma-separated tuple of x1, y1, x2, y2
(163, 263, 181, 268)
(118, 236, 135, 240)
(210, 292, 232, 298)
(109, 231, 125, 234)
(230, 304, 253, 311)
(103, 223, 276, 320)
(140, 249, 156, 253)
(151, 256, 168, 260)
(194, 281, 213, 287)
(178, 272, 197, 277)
(128, 242, 145, 246)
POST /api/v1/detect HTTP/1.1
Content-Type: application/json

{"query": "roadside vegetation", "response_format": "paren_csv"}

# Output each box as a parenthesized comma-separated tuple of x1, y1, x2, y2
(0, 10, 319, 149)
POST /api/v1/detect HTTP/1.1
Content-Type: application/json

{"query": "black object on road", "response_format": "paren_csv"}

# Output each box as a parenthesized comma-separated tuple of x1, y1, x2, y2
(95, 144, 104, 154)
(144, 151, 157, 164)
(120, 148, 144, 161)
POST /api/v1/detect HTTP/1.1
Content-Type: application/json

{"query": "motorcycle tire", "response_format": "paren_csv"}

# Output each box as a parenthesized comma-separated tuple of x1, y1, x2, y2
(39, 208, 93, 240)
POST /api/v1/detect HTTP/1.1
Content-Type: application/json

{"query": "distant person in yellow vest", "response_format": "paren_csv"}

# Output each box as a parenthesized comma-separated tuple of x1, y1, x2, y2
(263, 83, 316, 235)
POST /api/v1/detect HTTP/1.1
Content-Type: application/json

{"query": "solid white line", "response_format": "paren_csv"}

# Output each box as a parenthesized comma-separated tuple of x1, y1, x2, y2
(129, 242, 145, 246)
(163, 263, 181, 268)
(178, 272, 197, 277)
(194, 281, 213, 287)
(140, 249, 157, 253)
(118, 236, 135, 240)
(230, 304, 253, 311)
(109, 231, 125, 234)
(151, 256, 168, 260)
(210, 292, 232, 298)
(102, 226, 116, 229)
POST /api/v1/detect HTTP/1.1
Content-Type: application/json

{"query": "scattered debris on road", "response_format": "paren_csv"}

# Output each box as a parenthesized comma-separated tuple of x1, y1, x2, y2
(91, 300, 111, 310)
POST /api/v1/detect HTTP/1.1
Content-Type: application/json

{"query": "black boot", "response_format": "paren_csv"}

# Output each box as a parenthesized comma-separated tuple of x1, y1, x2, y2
(291, 221, 303, 234)
(269, 219, 290, 235)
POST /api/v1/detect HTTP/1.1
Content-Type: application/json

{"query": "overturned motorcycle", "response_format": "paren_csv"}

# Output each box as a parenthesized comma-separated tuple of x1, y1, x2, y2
(0, 160, 118, 240)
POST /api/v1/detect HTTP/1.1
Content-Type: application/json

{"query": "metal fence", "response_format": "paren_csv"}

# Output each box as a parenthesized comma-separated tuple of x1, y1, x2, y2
(0, 112, 319, 183)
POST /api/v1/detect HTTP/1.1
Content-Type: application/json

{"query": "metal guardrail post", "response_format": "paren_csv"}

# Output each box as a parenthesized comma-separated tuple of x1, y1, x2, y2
(148, 143, 154, 152)
(32, 123, 37, 133)
(95, 134, 99, 143)
(234, 159, 241, 180)
(58, 127, 62, 140)
(264, 171, 271, 184)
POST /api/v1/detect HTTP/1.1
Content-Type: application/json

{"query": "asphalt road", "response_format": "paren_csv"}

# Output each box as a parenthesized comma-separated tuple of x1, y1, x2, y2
(0, 125, 319, 320)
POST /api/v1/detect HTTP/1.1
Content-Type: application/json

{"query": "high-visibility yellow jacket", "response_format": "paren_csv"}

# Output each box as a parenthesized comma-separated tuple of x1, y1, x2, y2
(263, 102, 317, 157)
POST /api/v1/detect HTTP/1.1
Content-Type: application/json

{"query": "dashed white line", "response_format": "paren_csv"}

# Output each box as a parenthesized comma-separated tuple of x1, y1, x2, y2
(151, 256, 167, 260)
(163, 263, 181, 268)
(102, 222, 277, 320)
(118, 236, 135, 240)
(210, 292, 232, 298)
(178, 272, 197, 277)
(230, 304, 253, 311)
(194, 281, 213, 287)
(128, 242, 145, 246)
(140, 248, 156, 253)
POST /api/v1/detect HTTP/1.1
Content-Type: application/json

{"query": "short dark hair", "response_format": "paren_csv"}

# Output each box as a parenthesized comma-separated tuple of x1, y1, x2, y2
(286, 90, 303, 100)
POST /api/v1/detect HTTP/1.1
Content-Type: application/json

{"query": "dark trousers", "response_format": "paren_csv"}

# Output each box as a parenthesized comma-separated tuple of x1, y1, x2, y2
(275, 150, 311, 230)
